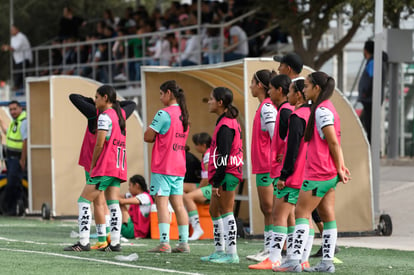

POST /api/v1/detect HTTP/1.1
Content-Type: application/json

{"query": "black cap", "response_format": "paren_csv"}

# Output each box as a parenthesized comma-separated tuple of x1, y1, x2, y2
(273, 53, 303, 74)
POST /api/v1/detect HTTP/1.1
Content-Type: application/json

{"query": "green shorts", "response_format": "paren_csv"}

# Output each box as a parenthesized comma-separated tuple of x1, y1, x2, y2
(87, 175, 121, 191)
(84, 170, 91, 182)
(256, 173, 272, 187)
(301, 175, 339, 197)
(272, 177, 279, 195)
(150, 173, 184, 196)
(121, 217, 135, 239)
(276, 186, 300, 204)
(219, 173, 239, 192)
(200, 184, 212, 201)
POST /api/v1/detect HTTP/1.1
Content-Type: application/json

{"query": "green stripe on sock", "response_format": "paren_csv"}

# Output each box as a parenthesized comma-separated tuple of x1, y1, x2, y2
(264, 225, 272, 231)
(324, 220, 337, 230)
(288, 226, 295, 234)
(274, 226, 287, 234)
(106, 200, 119, 205)
(188, 210, 198, 217)
(212, 216, 222, 221)
(221, 212, 233, 218)
(309, 229, 315, 236)
(77, 196, 91, 204)
(296, 218, 309, 225)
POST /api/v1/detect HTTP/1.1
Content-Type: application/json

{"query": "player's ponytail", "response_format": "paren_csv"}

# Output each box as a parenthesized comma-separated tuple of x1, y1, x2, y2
(304, 72, 335, 142)
(212, 87, 239, 119)
(160, 80, 189, 132)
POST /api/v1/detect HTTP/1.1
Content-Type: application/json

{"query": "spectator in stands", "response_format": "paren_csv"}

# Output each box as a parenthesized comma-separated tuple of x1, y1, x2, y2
(61, 37, 78, 75)
(118, 6, 134, 30)
(204, 24, 222, 64)
(176, 28, 201, 66)
(224, 17, 249, 62)
(103, 9, 119, 30)
(58, 6, 86, 40)
(120, 175, 153, 239)
(94, 42, 111, 83)
(148, 27, 172, 66)
(2, 25, 32, 91)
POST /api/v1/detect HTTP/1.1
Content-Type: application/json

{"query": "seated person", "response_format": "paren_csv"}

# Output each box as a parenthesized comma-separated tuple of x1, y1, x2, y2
(120, 175, 153, 239)
(183, 132, 212, 241)
(183, 145, 202, 193)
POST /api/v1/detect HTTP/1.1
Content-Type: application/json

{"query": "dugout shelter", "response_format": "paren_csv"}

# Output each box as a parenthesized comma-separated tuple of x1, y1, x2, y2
(141, 58, 374, 235)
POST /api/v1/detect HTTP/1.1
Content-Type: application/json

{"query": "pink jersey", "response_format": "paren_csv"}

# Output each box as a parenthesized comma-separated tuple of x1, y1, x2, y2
(304, 100, 341, 181)
(251, 97, 275, 174)
(90, 108, 127, 181)
(208, 116, 243, 183)
(128, 192, 153, 238)
(283, 105, 310, 189)
(270, 102, 295, 178)
(79, 128, 95, 172)
(79, 110, 99, 172)
(151, 105, 189, 176)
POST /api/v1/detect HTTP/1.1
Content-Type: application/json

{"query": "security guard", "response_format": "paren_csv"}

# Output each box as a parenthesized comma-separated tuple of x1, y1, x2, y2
(0, 100, 27, 216)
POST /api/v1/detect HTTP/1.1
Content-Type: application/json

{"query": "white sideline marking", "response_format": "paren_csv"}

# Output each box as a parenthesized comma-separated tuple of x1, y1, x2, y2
(0, 247, 203, 275)
(381, 182, 414, 196)
(0, 236, 48, 245)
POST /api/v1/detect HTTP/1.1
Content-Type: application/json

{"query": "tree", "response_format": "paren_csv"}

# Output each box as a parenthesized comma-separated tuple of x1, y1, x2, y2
(253, 0, 373, 70)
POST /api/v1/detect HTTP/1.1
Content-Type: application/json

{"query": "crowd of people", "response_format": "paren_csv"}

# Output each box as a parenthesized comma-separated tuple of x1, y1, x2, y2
(3, 1, 288, 90)
(61, 51, 350, 274)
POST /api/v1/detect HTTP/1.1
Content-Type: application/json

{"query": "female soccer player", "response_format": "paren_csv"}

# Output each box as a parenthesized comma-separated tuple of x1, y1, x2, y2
(246, 69, 278, 263)
(183, 132, 212, 241)
(202, 87, 243, 264)
(274, 72, 350, 273)
(65, 85, 127, 252)
(68, 93, 136, 250)
(144, 80, 190, 253)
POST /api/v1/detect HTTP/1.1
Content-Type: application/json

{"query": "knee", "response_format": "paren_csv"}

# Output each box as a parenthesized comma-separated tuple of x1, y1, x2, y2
(260, 202, 273, 216)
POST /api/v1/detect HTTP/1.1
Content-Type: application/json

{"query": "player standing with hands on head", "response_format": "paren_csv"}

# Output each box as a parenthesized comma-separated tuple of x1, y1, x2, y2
(273, 72, 350, 273)
(64, 85, 127, 252)
(144, 80, 190, 253)
(201, 87, 243, 264)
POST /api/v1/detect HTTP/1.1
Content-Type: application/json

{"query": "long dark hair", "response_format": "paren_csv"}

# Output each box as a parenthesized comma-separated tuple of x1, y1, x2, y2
(254, 69, 277, 97)
(212, 87, 239, 119)
(129, 174, 148, 193)
(96, 85, 126, 135)
(304, 72, 336, 142)
(160, 80, 189, 132)
(292, 79, 305, 99)
(270, 74, 291, 96)
(192, 132, 212, 148)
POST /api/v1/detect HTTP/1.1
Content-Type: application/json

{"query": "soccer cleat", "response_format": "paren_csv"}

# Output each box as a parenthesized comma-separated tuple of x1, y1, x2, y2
(246, 249, 270, 262)
(106, 233, 111, 244)
(303, 261, 335, 273)
(172, 242, 190, 253)
(189, 228, 204, 241)
(148, 243, 171, 253)
(210, 254, 239, 264)
(200, 251, 225, 261)
(91, 241, 108, 250)
(98, 243, 121, 252)
(63, 242, 90, 252)
(301, 261, 310, 270)
(248, 258, 280, 270)
(272, 260, 302, 273)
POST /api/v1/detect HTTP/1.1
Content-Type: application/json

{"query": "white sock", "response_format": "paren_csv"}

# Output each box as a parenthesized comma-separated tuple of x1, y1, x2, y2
(222, 213, 237, 255)
(105, 214, 110, 231)
(78, 200, 91, 246)
(190, 214, 201, 231)
(96, 224, 106, 242)
(108, 202, 121, 246)
(290, 219, 309, 261)
(302, 229, 315, 262)
(269, 227, 287, 263)
(322, 227, 337, 260)
(286, 226, 295, 260)
(213, 217, 225, 252)
(264, 230, 272, 251)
